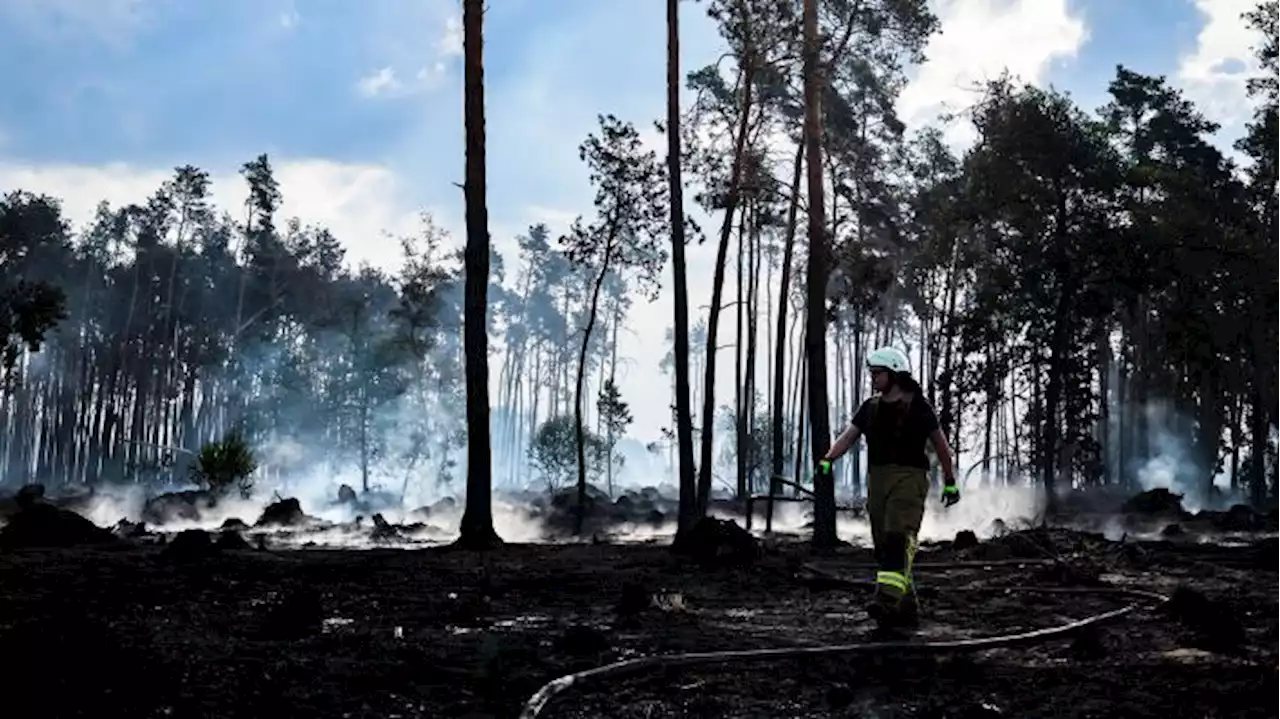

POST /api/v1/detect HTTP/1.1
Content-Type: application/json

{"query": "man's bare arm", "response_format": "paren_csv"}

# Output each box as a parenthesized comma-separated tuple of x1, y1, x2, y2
(929, 428, 956, 483)
(824, 424, 862, 462)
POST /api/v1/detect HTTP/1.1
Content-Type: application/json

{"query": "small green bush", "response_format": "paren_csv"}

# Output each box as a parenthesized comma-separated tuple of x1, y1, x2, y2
(190, 429, 258, 499)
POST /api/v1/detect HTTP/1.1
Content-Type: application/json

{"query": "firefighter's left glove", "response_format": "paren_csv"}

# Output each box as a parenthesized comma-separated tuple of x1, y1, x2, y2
(941, 482, 961, 507)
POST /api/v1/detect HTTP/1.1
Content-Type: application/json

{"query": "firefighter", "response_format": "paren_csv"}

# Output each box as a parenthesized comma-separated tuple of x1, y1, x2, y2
(816, 346, 960, 627)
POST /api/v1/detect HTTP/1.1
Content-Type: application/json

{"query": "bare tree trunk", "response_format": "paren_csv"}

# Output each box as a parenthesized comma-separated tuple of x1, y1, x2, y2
(572, 243, 615, 534)
(792, 349, 808, 499)
(456, 0, 501, 549)
(667, 0, 700, 542)
(743, 203, 761, 495)
(696, 59, 755, 516)
(802, 0, 835, 547)
(735, 210, 747, 499)
(606, 303, 620, 497)
(768, 140, 804, 529)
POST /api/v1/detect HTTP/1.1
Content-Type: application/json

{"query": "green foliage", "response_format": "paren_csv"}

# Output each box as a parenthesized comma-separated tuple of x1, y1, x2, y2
(597, 379, 633, 441)
(596, 379, 633, 473)
(561, 114, 671, 298)
(528, 416, 606, 492)
(0, 192, 70, 375)
(191, 429, 258, 498)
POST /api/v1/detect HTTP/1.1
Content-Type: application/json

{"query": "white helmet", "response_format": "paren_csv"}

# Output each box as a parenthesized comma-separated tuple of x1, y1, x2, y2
(866, 346, 911, 374)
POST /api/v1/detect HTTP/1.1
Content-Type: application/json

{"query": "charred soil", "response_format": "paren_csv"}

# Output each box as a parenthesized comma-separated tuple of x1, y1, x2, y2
(0, 527, 1275, 719)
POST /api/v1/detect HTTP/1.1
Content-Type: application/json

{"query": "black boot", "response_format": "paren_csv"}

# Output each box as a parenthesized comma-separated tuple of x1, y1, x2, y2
(865, 585, 907, 626)
(896, 591, 920, 628)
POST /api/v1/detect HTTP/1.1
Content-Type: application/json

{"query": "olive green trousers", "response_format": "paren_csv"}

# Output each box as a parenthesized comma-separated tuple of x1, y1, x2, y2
(866, 464, 929, 599)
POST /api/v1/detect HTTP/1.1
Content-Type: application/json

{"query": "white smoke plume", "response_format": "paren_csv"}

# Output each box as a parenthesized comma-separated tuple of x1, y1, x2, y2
(1132, 401, 1247, 513)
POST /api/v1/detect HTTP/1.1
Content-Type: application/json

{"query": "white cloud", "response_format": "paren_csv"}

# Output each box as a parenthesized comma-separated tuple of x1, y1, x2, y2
(897, 0, 1089, 146)
(355, 11, 462, 100)
(436, 15, 463, 58)
(357, 63, 453, 99)
(1176, 0, 1260, 127)
(357, 66, 403, 98)
(523, 204, 581, 231)
(0, 159, 425, 272)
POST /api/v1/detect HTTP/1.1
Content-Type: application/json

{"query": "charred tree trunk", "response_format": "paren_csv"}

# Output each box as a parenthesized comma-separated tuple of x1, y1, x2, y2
(803, 0, 835, 548)
(768, 139, 804, 530)
(696, 59, 755, 516)
(667, 0, 700, 542)
(573, 240, 615, 534)
(456, 0, 501, 549)
(735, 209, 747, 499)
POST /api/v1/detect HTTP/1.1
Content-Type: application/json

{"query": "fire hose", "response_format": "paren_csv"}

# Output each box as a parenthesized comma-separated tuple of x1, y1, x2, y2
(517, 575, 1170, 719)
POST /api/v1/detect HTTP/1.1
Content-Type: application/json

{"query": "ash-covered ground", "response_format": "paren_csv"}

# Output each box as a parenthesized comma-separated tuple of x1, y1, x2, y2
(0, 482, 1276, 718)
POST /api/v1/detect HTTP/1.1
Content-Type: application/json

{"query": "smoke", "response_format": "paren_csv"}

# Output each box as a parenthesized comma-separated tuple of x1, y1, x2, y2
(700, 482, 1045, 545)
(77, 484, 148, 527)
(1132, 401, 1245, 513)
(58, 456, 1046, 549)
(68, 477, 551, 547)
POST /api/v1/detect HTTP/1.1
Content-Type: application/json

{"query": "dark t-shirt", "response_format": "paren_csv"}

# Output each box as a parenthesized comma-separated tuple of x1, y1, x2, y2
(850, 394, 941, 469)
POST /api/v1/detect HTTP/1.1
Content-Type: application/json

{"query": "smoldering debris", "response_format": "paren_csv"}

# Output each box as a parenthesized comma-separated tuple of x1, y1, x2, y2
(15, 482, 44, 508)
(333, 483, 403, 516)
(1121, 488, 1186, 515)
(142, 489, 220, 525)
(676, 516, 761, 566)
(952, 529, 980, 550)
(525, 485, 673, 538)
(161, 528, 219, 560)
(1062, 486, 1279, 541)
(370, 512, 402, 540)
(0, 498, 118, 549)
(112, 518, 151, 539)
(256, 497, 310, 526)
(0, 480, 1274, 553)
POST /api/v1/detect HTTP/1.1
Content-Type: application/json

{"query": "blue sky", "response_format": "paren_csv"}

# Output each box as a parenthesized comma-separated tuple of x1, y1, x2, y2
(0, 0, 1265, 438)
(0, 0, 1258, 226)
(0, 0, 726, 229)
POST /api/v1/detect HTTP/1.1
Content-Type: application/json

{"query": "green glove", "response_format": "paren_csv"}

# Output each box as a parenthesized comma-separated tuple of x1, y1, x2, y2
(815, 459, 832, 478)
(941, 483, 960, 507)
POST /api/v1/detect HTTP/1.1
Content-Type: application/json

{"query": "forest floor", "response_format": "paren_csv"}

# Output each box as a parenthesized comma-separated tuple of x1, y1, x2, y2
(1, 518, 1276, 719)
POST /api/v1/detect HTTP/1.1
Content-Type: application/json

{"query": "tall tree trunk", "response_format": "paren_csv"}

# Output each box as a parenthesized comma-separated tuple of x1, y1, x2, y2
(802, 0, 836, 548)
(573, 241, 615, 534)
(735, 211, 746, 499)
(1229, 396, 1242, 493)
(456, 0, 501, 548)
(768, 140, 804, 528)
(667, 0, 700, 542)
(696, 60, 755, 516)
(743, 205, 761, 495)
(1041, 278, 1075, 516)
(606, 304, 620, 497)
(792, 348, 808, 499)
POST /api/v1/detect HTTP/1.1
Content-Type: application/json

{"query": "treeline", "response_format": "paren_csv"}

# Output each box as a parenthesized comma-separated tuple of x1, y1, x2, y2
(0, 155, 638, 497)
(656, 0, 1278, 513)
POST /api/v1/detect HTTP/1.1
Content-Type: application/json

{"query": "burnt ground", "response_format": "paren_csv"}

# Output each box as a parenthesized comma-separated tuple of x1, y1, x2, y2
(0, 527, 1276, 719)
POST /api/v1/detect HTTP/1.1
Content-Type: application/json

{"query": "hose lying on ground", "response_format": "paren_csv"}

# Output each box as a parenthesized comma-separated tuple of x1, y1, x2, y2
(518, 582, 1169, 719)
